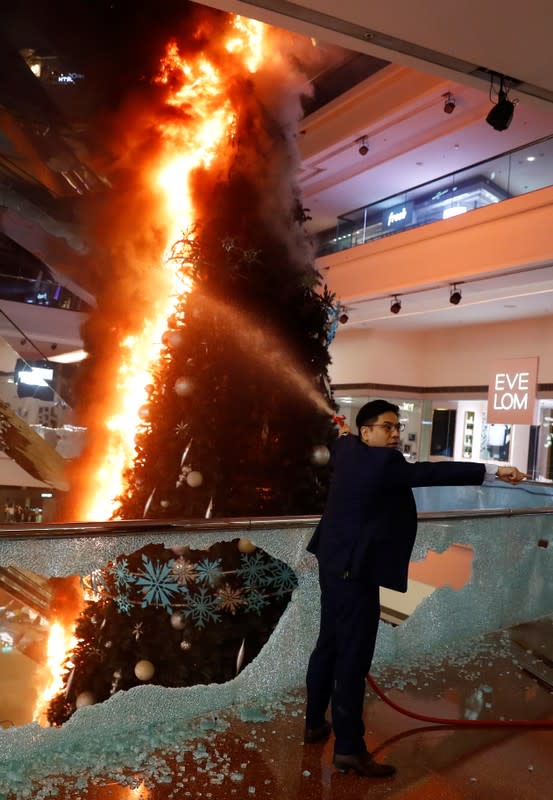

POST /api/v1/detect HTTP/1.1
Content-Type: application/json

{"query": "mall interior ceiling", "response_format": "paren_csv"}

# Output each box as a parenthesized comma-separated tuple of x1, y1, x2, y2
(1, 0, 553, 353)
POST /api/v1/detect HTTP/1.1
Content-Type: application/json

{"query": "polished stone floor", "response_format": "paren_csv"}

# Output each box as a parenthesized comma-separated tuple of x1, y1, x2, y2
(11, 617, 553, 800)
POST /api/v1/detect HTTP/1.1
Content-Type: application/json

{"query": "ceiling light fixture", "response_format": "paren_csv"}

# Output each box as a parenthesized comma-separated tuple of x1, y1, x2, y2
(443, 92, 456, 114)
(48, 349, 89, 364)
(449, 284, 462, 305)
(390, 295, 402, 314)
(486, 74, 516, 131)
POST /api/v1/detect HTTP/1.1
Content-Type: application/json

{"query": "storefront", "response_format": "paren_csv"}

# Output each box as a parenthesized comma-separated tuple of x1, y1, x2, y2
(334, 391, 553, 481)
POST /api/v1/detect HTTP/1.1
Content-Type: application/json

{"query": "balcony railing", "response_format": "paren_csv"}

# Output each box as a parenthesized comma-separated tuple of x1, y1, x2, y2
(0, 273, 90, 312)
(316, 134, 553, 257)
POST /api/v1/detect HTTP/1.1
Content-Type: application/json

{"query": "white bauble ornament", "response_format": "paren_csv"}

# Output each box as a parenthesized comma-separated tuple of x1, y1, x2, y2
(237, 538, 256, 554)
(174, 377, 194, 397)
(160, 499, 170, 508)
(76, 690, 95, 708)
(310, 445, 330, 466)
(134, 659, 155, 681)
(186, 470, 203, 488)
(180, 639, 191, 651)
(170, 612, 186, 630)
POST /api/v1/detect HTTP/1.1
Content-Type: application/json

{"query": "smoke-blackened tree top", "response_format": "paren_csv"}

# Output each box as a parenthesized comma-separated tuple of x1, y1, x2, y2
(115, 78, 338, 520)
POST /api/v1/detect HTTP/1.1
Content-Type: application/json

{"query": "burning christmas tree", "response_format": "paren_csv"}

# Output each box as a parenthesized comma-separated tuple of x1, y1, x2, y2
(65, 10, 339, 522)
(46, 8, 340, 725)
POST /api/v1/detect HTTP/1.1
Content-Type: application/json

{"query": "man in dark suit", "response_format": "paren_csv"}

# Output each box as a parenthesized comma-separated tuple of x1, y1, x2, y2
(304, 399, 525, 778)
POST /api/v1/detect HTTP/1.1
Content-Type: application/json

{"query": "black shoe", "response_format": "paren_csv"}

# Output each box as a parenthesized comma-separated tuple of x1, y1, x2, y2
(333, 751, 396, 778)
(304, 720, 332, 744)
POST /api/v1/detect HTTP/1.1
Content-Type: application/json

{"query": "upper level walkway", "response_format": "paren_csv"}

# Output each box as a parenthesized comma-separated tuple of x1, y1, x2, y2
(316, 134, 553, 258)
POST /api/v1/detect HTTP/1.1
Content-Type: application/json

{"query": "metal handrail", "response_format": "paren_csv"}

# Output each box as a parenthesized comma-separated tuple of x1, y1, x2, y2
(1, 504, 553, 541)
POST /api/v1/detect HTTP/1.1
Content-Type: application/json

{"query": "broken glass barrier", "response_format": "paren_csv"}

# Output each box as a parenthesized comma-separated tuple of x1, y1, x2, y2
(1, 481, 553, 792)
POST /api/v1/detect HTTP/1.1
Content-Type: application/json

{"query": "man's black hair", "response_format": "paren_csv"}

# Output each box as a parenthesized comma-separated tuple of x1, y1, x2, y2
(355, 399, 399, 431)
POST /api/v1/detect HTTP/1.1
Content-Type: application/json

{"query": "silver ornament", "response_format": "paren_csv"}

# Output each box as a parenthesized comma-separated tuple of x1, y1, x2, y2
(186, 470, 203, 488)
(143, 488, 156, 517)
(236, 637, 246, 675)
(138, 404, 150, 421)
(110, 669, 122, 694)
(174, 377, 194, 397)
(310, 445, 330, 466)
(167, 331, 184, 348)
(170, 612, 186, 630)
(76, 690, 95, 708)
(180, 439, 193, 465)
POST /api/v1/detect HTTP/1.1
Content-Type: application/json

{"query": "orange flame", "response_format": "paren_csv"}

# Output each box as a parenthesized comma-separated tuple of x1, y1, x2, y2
(34, 621, 77, 724)
(79, 16, 266, 521)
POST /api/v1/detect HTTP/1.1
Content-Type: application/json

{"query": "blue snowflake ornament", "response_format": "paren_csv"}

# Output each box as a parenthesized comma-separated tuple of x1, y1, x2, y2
(237, 552, 269, 587)
(184, 587, 222, 628)
(109, 558, 136, 589)
(114, 592, 133, 615)
(135, 555, 181, 613)
(245, 588, 269, 615)
(263, 561, 297, 595)
(195, 557, 223, 586)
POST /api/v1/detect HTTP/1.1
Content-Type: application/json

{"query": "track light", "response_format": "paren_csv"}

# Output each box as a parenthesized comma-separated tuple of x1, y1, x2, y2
(486, 74, 516, 131)
(443, 92, 456, 114)
(390, 295, 401, 314)
(355, 135, 369, 156)
(449, 284, 462, 305)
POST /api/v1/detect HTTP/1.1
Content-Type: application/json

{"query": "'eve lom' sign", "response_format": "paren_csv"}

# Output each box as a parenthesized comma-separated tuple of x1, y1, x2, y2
(487, 357, 538, 424)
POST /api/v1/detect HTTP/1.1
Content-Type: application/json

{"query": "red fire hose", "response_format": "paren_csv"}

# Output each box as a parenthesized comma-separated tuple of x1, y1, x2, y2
(366, 673, 553, 728)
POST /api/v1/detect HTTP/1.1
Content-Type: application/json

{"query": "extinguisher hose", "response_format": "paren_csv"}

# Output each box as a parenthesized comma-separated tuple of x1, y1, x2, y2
(366, 673, 553, 728)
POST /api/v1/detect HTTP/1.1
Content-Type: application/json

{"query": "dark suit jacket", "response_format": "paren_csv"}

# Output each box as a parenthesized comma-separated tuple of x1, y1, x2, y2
(307, 435, 486, 592)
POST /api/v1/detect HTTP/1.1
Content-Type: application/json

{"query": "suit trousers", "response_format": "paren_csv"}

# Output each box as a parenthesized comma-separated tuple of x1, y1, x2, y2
(306, 568, 381, 755)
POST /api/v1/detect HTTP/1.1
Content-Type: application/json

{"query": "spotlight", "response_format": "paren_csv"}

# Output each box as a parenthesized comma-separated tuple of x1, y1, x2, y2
(356, 135, 369, 156)
(443, 92, 456, 114)
(486, 74, 516, 131)
(486, 92, 515, 131)
(390, 295, 401, 314)
(449, 284, 462, 305)
(339, 313, 349, 324)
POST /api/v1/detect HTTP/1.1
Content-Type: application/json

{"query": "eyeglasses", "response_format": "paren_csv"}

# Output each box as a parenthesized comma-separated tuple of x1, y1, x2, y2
(365, 422, 405, 433)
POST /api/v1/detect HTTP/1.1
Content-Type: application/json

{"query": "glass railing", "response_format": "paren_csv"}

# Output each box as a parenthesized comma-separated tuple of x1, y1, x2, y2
(0, 273, 90, 312)
(316, 134, 553, 257)
(1, 490, 553, 793)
